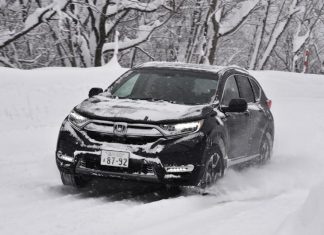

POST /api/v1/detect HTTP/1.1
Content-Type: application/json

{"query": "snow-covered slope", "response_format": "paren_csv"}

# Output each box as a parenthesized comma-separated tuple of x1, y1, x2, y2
(0, 65, 324, 235)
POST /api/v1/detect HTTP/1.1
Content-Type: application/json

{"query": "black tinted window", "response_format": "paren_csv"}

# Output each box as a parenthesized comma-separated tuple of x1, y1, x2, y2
(109, 69, 218, 105)
(222, 76, 239, 106)
(250, 78, 261, 101)
(235, 75, 254, 103)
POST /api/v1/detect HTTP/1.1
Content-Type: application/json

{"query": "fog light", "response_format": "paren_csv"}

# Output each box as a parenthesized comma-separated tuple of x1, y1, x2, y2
(57, 151, 74, 163)
(165, 165, 194, 173)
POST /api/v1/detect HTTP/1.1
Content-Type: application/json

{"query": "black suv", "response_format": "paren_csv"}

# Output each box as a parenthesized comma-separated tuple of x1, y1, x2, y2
(56, 62, 274, 188)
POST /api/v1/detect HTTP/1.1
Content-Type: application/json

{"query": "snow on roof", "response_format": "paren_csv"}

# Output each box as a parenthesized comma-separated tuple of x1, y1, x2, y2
(136, 61, 248, 75)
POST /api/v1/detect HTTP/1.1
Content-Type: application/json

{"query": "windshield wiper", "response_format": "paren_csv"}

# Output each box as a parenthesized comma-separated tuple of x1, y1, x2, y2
(130, 97, 177, 103)
(108, 95, 131, 99)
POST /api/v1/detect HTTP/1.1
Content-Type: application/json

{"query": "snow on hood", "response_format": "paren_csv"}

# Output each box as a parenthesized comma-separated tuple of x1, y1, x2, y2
(75, 94, 212, 123)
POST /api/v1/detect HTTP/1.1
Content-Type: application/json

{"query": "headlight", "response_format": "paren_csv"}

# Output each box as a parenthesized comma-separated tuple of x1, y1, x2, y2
(160, 120, 204, 136)
(68, 110, 89, 128)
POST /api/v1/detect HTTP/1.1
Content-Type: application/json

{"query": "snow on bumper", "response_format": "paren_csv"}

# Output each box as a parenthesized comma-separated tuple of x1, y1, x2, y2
(56, 119, 206, 186)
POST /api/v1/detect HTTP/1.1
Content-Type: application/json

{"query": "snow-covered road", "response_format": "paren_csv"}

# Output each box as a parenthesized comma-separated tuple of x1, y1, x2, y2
(1, 65, 324, 235)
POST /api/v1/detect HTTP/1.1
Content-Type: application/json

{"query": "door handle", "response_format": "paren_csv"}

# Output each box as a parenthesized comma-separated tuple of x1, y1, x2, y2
(244, 110, 250, 116)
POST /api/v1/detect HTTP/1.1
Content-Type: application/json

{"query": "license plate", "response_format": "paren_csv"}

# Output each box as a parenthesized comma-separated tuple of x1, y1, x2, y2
(101, 150, 130, 168)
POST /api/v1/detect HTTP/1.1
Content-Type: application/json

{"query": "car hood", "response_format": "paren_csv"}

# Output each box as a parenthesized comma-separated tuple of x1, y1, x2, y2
(74, 95, 213, 123)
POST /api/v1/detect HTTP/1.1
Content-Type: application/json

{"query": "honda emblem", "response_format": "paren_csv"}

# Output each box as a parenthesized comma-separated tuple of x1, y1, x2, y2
(113, 122, 127, 136)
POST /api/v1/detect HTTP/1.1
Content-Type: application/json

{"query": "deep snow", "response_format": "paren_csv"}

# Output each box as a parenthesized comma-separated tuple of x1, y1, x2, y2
(0, 64, 324, 235)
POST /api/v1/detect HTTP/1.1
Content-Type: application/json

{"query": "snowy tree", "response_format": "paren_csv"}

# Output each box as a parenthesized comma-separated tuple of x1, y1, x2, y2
(182, 0, 260, 64)
(0, 0, 183, 67)
(255, 0, 300, 70)
(0, 0, 72, 68)
(290, 0, 324, 72)
(1, 0, 324, 73)
(248, 0, 271, 70)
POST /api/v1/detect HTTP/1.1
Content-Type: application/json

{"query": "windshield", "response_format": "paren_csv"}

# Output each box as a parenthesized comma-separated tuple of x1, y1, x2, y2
(108, 69, 218, 105)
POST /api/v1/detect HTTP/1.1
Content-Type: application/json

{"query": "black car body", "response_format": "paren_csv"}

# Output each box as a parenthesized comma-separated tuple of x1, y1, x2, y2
(56, 62, 274, 188)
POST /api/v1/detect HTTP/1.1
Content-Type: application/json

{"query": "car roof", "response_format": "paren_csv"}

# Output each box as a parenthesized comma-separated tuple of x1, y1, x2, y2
(135, 61, 249, 75)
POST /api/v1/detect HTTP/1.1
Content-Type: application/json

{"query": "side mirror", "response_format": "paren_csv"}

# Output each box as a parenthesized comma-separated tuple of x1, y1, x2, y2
(88, 87, 103, 98)
(223, 98, 247, 113)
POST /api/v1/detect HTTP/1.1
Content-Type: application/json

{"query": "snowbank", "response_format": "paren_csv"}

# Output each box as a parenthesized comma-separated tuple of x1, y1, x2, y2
(0, 65, 127, 131)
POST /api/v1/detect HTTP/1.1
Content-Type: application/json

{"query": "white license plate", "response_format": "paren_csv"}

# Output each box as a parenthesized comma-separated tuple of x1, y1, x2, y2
(101, 150, 130, 168)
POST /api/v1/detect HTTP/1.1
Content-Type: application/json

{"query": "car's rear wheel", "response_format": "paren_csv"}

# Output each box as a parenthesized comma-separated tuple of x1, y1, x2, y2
(60, 172, 90, 188)
(259, 132, 273, 164)
(198, 146, 224, 189)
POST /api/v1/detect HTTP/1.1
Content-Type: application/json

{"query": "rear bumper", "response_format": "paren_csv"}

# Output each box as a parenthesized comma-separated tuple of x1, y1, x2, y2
(56, 119, 207, 186)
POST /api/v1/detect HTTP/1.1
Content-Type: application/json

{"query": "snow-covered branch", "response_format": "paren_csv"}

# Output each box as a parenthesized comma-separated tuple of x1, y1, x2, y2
(107, 0, 166, 16)
(219, 0, 260, 37)
(103, 20, 165, 52)
(202, 0, 260, 64)
(0, 56, 15, 68)
(257, 0, 300, 70)
(0, 1, 71, 50)
(293, 2, 324, 54)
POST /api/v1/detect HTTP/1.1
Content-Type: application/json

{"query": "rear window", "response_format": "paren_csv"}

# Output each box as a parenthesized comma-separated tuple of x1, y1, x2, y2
(250, 78, 261, 101)
(235, 75, 255, 103)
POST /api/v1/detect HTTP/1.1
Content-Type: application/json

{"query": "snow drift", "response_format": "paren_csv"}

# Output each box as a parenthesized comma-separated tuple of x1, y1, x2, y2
(277, 181, 324, 235)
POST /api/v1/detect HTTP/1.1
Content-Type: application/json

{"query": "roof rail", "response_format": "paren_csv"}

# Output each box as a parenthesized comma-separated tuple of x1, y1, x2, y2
(218, 65, 249, 75)
(133, 62, 249, 75)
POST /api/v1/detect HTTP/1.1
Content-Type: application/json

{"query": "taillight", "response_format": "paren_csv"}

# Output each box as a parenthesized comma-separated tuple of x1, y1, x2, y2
(266, 99, 272, 109)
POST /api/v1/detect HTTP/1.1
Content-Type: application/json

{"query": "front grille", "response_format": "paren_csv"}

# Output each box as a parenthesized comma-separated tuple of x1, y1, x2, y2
(85, 131, 161, 145)
(84, 122, 163, 137)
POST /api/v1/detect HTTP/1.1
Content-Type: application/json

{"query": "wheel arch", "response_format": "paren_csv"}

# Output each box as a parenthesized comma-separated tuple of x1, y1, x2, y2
(206, 125, 227, 170)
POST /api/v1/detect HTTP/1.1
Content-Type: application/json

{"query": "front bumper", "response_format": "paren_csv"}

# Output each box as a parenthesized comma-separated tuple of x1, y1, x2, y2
(56, 119, 207, 186)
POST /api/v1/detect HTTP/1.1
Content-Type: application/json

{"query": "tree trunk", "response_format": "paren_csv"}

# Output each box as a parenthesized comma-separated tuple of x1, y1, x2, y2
(185, 0, 204, 63)
(249, 0, 271, 70)
(257, 0, 297, 70)
(94, 1, 110, 66)
(203, 0, 219, 64)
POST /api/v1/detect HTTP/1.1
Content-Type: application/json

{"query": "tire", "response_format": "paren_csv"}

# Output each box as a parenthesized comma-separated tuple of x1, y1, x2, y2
(259, 132, 273, 164)
(60, 172, 89, 188)
(198, 145, 224, 189)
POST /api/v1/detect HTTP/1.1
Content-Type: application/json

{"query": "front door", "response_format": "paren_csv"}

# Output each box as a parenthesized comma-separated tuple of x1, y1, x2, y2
(220, 75, 250, 159)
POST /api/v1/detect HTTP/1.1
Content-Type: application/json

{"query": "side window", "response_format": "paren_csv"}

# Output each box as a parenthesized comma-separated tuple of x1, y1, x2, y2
(250, 78, 261, 101)
(222, 76, 240, 106)
(235, 75, 255, 103)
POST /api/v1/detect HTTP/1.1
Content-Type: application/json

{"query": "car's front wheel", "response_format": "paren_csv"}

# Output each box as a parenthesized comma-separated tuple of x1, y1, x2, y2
(198, 145, 224, 189)
(60, 172, 90, 188)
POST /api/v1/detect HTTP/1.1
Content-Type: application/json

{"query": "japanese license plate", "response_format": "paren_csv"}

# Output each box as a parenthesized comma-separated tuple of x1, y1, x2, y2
(101, 150, 129, 168)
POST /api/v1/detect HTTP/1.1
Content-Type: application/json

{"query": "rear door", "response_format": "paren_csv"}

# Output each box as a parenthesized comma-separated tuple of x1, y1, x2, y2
(248, 77, 269, 155)
(220, 75, 250, 159)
